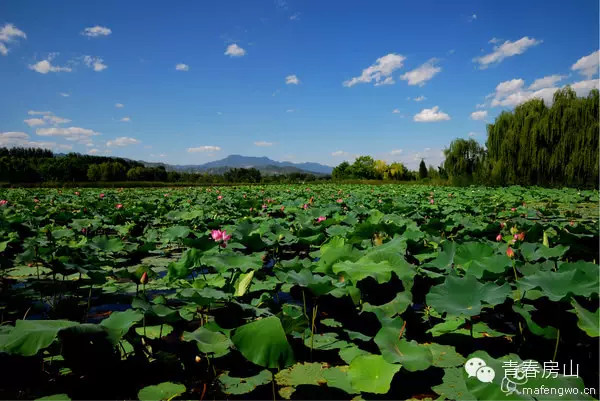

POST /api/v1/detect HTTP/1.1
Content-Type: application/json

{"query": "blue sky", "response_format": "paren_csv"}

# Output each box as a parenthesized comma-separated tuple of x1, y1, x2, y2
(0, 0, 598, 168)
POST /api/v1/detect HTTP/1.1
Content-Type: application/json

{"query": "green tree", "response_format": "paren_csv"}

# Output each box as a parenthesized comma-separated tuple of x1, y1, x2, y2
(418, 159, 428, 179)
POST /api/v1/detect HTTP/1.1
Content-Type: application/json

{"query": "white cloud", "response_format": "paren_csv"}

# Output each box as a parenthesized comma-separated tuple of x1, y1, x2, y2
(175, 63, 189, 71)
(59, 92, 70, 97)
(343, 53, 405, 87)
(414, 95, 427, 102)
(474, 36, 541, 69)
(400, 59, 441, 86)
(254, 141, 273, 147)
(571, 50, 599, 79)
(468, 132, 478, 137)
(490, 76, 599, 108)
(285, 74, 299, 85)
(36, 126, 100, 142)
(29, 59, 72, 74)
(187, 146, 221, 153)
(390, 149, 403, 155)
(392, 108, 401, 114)
(290, 12, 300, 20)
(286, 109, 295, 113)
(120, 116, 131, 122)
(44, 115, 70, 124)
(82, 26, 112, 37)
(24, 112, 70, 126)
(331, 150, 350, 157)
(489, 37, 501, 44)
(115, 103, 124, 108)
(24, 118, 45, 127)
(0, 23, 26, 55)
(468, 14, 477, 22)
(470, 110, 488, 120)
(528, 75, 565, 90)
(83, 55, 107, 72)
(88, 148, 100, 155)
(570, 79, 600, 97)
(414, 106, 450, 122)
(0, 131, 71, 150)
(106, 136, 140, 147)
(225, 44, 246, 57)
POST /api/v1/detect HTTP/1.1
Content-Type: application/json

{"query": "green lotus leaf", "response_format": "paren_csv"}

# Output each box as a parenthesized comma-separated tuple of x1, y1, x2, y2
(100, 310, 143, 343)
(201, 252, 263, 273)
(232, 316, 295, 368)
(90, 236, 124, 252)
(275, 362, 355, 398)
(454, 242, 494, 268)
(234, 270, 255, 297)
(218, 370, 272, 395)
(137, 382, 186, 401)
(182, 326, 232, 357)
(35, 394, 71, 401)
(348, 354, 401, 394)
(374, 317, 433, 371)
(0, 320, 78, 356)
(162, 226, 190, 242)
(570, 299, 599, 337)
(135, 324, 173, 339)
(426, 274, 510, 317)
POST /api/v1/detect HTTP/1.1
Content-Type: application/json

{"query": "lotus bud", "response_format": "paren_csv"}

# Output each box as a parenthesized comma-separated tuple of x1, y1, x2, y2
(506, 247, 515, 258)
(543, 231, 549, 247)
(140, 272, 148, 284)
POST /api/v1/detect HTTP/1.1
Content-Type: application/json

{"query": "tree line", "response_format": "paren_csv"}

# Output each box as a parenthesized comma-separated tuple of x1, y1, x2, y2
(332, 87, 599, 188)
(0, 148, 326, 184)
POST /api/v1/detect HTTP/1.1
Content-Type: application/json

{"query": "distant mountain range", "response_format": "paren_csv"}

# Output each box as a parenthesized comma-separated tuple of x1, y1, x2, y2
(144, 155, 333, 176)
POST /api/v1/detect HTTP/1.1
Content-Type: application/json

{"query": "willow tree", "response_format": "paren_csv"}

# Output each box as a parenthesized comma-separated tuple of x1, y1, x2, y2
(486, 87, 598, 187)
(443, 138, 486, 184)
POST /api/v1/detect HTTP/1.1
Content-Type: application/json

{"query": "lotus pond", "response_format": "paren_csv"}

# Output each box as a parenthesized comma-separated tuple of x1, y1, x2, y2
(0, 185, 598, 400)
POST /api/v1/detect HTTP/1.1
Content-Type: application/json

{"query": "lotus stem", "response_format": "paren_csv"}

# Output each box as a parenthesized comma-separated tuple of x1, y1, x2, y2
(553, 329, 560, 361)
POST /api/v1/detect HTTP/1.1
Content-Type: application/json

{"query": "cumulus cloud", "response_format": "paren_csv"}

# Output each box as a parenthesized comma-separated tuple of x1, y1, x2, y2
(115, 103, 124, 108)
(225, 43, 246, 57)
(24, 118, 45, 127)
(285, 74, 299, 85)
(120, 116, 131, 122)
(0, 23, 26, 56)
(571, 50, 599, 79)
(343, 53, 405, 87)
(87, 148, 99, 155)
(470, 110, 488, 120)
(36, 126, 100, 142)
(474, 36, 541, 69)
(392, 108, 401, 114)
(29, 59, 72, 74)
(0, 131, 71, 150)
(490, 76, 600, 108)
(401, 59, 441, 86)
(106, 136, 140, 147)
(390, 149, 403, 155)
(414, 95, 426, 102)
(528, 75, 565, 90)
(24, 112, 71, 127)
(413, 106, 450, 122)
(331, 150, 350, 157)
(83, 55, 107, 72)
(82, 26, 112, 37)
(254, 141, 273, 147)
(175, 63, 189, 71)
(59, 92, 70, 97)
(187, 146, 221, 152)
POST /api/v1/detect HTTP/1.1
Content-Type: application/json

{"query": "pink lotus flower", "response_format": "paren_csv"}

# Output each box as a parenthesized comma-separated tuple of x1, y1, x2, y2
(429, 199, 434, 204)
(99, 193, 105, 199)
(517, 232, 525, 241)
(262, 204, 267, 209)
(164, 193, 169, 197)
(34, 198, 39, 203)
(303, 204, 308, 210)
(496, 234, 503, 242)
(506, 247, 515, 258)
(82, 228, 87, 234)
(316, 216, 326, 223)
(217, 195, 223, 200)
(500, 222, 505, 229)
(378, 199, 382, 203)
(511, 207, 516, 212)
(211, 229, 232, 247)
(0, 200, 7, 206)
(75, 191, 80, 196)
(115, 203, 123, 209)
(569, 221, 574, 226)
(336, 198, 343, 203)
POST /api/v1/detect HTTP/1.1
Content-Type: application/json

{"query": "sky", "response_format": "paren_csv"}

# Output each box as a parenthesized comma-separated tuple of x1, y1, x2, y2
(0, 0, 598, 169)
